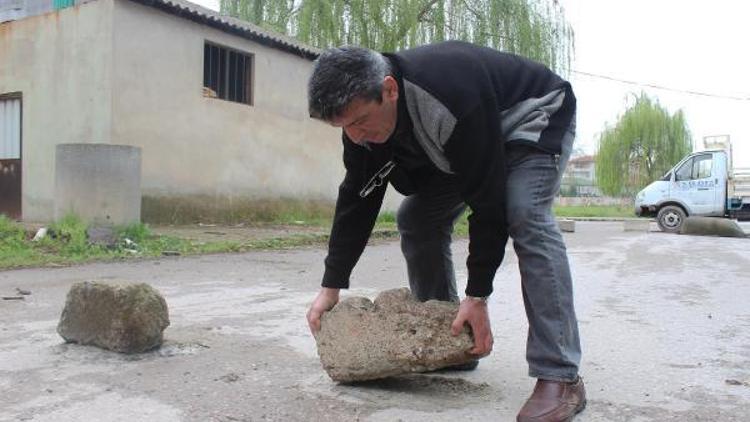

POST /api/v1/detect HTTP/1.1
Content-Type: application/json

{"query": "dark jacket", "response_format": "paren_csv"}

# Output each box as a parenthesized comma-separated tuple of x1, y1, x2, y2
(321, 41, 576, 297)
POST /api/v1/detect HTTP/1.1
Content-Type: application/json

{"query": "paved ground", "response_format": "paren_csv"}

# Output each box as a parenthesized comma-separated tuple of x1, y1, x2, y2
(150, 224, 330, 244)
(1, 222, 749, 421)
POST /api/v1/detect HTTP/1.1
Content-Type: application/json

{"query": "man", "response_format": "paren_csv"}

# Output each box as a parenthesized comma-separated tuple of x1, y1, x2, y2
(305, 41, 584, 422)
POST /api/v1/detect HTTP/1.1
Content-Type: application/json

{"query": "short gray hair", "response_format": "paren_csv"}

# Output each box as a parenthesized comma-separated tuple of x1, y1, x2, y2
(308, 46, 391, 121)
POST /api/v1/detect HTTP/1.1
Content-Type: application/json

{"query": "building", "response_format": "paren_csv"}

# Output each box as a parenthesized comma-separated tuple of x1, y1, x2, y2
(561, 154, 600, 196)
(566, 155, 595, 181)
(0, 0, 74, 22)
(0, 0, 396, 223)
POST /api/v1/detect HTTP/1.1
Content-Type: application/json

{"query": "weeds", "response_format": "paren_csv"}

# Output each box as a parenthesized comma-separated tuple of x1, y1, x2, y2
(117, 222, 152, 244)
(0, 215, 25, 245)
(553, 205, 633, 218)
(0, 204, 632, 270)
(47, 214, 90, 256)
(0, 215, 331, 270)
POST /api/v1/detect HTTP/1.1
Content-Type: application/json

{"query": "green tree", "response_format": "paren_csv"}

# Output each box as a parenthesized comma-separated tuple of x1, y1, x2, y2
(595, 93, 692, 197)
(219, 0, 573, 73)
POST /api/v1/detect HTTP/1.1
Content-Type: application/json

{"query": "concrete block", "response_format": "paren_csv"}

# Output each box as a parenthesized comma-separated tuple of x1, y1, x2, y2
(739, 221, 750, 235)
(315, 288, 477, 382)
(679, 217, 746, 238)
(623, 219, 651, 232)
(557, 219, 575, 233)
(54, 143, 141, 225)
(58, 281, 170, 353)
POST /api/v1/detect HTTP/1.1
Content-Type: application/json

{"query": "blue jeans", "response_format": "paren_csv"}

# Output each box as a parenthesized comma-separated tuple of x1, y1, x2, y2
(396, 127, 581, 382)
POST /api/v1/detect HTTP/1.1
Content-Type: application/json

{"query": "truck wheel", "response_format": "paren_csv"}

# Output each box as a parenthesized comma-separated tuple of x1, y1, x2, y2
(657, 205, 687, 233)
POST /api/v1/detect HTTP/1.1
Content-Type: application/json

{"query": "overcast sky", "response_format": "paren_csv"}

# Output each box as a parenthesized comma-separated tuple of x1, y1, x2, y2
(193, 0, 750, 167)
(560, 0, 750, 167)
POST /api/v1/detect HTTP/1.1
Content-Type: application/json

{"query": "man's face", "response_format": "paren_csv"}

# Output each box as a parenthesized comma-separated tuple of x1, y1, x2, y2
(330, 76, 399, 145)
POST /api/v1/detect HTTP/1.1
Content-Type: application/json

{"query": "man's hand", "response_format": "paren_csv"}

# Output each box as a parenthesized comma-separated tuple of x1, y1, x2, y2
(451, 297, 493, 356)
(306, 287, 340, 334)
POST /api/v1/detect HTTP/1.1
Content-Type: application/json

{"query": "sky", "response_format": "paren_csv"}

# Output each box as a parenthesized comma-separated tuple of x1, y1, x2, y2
(560, 0, 750, 167)
(193, 0, 750, 167)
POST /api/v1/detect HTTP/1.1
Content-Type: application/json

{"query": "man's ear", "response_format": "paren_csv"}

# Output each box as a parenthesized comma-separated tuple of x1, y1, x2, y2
(382, 76, 399, 102)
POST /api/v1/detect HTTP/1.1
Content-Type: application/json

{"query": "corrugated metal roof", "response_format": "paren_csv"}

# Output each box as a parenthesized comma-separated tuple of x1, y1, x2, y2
(127, 0, 321, 60)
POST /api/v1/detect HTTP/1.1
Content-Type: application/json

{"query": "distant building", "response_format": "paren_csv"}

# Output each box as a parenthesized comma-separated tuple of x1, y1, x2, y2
(0, 0, 61, 23)
(561, 155, 600, 196)
(566, 155, 595, 181)
(1, 0, 402, 223)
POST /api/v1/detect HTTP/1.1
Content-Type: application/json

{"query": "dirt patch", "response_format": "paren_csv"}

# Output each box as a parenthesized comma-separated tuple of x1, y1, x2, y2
(353, 374, 491, 395)
(321, 374, 498, 412)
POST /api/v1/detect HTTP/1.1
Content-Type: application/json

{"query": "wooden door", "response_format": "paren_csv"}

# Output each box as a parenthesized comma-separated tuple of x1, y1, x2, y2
(0, 95, 22, 220)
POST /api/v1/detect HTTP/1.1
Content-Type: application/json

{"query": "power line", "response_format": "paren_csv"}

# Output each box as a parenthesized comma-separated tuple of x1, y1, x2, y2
(572, 70, 750, 101)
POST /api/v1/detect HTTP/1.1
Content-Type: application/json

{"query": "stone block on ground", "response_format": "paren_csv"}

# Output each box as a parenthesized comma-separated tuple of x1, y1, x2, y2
(315, 288, 477, 382)
(623, 219, 651, 232)
(679, 217, 746, 238)
(557, 219, 575, 233)
(57, 281, 170, 353)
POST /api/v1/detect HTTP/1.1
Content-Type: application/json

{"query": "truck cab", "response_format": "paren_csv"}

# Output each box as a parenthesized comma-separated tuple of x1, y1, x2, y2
(635, 150, 729, 232)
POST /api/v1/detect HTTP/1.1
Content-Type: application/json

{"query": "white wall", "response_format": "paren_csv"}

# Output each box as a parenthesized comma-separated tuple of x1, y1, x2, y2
(111, 0, 342, 201)
(0, 0, 114, 221)
(111, 0, 402, 213)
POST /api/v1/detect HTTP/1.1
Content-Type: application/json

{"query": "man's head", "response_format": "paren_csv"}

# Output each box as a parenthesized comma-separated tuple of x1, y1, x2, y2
(308, 46, 399, 145)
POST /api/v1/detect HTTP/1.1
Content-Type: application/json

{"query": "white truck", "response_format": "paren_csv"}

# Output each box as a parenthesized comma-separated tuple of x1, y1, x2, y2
(634, 135, 750, 232)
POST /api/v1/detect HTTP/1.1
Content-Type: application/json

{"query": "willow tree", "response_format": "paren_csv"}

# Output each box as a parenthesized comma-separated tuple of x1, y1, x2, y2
(595, 93, 692, 197)
(220, 0, 573, 73)
(220, 0, 296, 33)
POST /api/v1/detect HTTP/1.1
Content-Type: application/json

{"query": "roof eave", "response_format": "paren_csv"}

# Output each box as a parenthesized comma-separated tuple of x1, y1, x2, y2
(127, 0, 320, 61)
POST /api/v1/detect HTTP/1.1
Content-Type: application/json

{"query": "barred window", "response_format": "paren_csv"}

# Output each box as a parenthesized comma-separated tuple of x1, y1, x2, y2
(203, 42, 253, 105)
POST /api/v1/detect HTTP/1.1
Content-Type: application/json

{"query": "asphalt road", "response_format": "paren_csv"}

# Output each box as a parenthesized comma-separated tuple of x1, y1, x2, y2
(1, 222, 749, 421)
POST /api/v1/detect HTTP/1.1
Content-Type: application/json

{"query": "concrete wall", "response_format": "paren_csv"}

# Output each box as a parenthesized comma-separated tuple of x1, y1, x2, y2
(0, 0, 114, 221)
(111, 1, 356, 211)
(1, 0, 97, 24)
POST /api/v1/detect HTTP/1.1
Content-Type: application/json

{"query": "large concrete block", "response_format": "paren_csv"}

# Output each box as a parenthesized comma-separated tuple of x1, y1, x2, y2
(679, 217, 746, 238)
(54, 143, 141, 225)
(58, 281, 169, 353)
(557, 219, 575, 233)
(315, 288, 477, 382)
(623, 219, 651, 232)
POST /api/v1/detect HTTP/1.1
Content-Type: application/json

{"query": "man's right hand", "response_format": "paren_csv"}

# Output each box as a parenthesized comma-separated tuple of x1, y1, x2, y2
(306, 287, 340, 334)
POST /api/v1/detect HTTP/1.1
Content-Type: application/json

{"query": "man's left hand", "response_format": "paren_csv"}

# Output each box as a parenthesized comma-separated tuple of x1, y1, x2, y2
(451, 297, 493, 356)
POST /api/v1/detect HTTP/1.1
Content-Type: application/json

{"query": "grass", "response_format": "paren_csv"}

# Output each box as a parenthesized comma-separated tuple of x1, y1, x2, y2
(553, 205, 634, 218)
(0, 210, 409, 270)
(0, 214, 335, 270)
(377, 205, 632, 237)
(0, 204, 632, 270)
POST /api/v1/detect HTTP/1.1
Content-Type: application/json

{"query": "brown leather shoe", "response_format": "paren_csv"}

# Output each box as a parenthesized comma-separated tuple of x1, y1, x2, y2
(517, 377, 586, 422)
